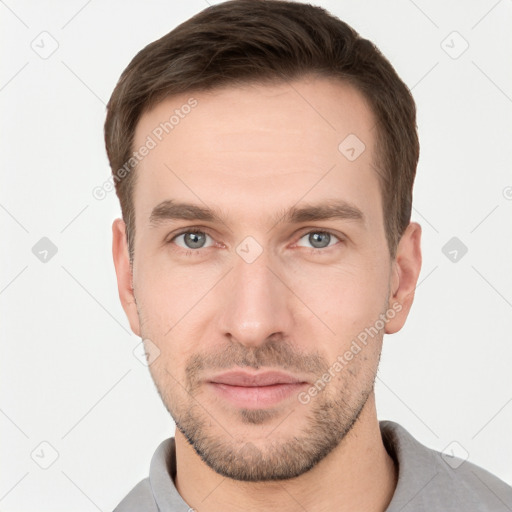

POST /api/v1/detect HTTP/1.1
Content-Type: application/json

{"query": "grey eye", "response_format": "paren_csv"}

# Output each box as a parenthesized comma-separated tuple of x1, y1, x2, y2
(309, 232, 331, 248)
(174, 231, 212, 249)
(297, 231, 339, 249)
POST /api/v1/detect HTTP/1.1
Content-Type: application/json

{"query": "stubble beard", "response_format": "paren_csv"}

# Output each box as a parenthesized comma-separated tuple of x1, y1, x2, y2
(172, 381, 374, 482)
(152, 343, 378, 482)
(138, 297, 386, 482)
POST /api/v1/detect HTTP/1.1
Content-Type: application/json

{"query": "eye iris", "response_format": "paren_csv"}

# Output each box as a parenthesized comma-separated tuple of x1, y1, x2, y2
(309, 232, 330, 248)
(184, 232, 206, 249)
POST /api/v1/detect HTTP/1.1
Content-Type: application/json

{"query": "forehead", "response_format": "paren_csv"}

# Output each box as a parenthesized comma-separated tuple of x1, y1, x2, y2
(131, 77, 381, 231)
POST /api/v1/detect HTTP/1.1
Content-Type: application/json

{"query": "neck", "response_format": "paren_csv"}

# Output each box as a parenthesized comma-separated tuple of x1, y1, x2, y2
(174, 392, 397, 512)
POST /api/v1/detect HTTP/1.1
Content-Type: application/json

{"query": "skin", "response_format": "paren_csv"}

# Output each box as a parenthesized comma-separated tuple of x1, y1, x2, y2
(112, 76, 422, 512)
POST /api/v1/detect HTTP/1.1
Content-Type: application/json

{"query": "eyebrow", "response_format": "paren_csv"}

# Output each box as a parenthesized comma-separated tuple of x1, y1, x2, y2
(149, 199, 365, 227)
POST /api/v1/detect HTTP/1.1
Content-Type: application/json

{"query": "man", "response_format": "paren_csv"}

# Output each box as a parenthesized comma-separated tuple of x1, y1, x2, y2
(105, 1, 512, 510)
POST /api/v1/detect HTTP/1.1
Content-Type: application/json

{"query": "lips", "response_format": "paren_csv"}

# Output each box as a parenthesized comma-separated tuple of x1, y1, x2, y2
(208, 370, 305, 387)
(207, 370, 309, 409)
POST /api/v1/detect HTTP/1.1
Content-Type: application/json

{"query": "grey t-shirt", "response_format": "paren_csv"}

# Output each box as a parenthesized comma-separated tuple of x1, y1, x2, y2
(113, 420, 512, 511)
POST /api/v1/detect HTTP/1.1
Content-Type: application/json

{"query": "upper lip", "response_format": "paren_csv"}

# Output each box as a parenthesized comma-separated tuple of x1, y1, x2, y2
(208, 370, 306, 387)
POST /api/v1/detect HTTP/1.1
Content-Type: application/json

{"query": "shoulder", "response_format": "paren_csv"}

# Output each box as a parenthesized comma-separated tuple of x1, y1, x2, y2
(380, 420, 512, 511)
(112, 437, 187, 512)
(428, 453, 512, 511)
(113, 478, 158, 512)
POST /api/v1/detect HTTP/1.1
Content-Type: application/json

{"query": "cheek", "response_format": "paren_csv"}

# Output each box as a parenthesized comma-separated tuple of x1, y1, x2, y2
(285, 258, 389, 336)
(134, 262, 218, 372)
(134, 254, 210, 333)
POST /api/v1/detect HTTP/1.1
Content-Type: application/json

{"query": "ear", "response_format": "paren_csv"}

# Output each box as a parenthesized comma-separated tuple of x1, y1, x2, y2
(112, 218, 141, 337)
(385, 222, 422, 335)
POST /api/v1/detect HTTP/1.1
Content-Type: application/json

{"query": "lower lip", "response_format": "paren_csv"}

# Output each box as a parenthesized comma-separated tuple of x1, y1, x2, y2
(208, 382, 307, 409)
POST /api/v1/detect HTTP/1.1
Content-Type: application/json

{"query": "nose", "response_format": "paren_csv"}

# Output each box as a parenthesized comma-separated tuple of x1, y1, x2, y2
(217, 249, 294, 349)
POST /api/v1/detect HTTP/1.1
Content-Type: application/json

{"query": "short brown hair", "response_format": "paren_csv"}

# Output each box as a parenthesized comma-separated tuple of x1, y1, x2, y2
(104, 0, 419, 261)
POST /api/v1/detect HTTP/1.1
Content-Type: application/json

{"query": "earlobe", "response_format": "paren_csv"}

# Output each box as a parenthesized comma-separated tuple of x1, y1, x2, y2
(112, 218, 141, 336)
(385, 222, 422, 335)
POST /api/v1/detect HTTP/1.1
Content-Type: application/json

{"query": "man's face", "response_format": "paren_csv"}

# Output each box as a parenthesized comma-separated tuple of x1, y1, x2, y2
(122, 77, 401, 480)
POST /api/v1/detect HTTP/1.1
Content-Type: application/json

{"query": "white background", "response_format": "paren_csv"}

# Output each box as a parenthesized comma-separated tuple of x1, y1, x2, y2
(1, 0, 511, 510)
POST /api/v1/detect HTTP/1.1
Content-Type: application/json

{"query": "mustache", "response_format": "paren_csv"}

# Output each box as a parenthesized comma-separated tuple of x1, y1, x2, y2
(184, 336, 328, 391)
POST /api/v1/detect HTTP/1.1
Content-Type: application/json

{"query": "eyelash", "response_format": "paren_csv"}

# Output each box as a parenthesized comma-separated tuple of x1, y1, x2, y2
(167, 228, 344, 257)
